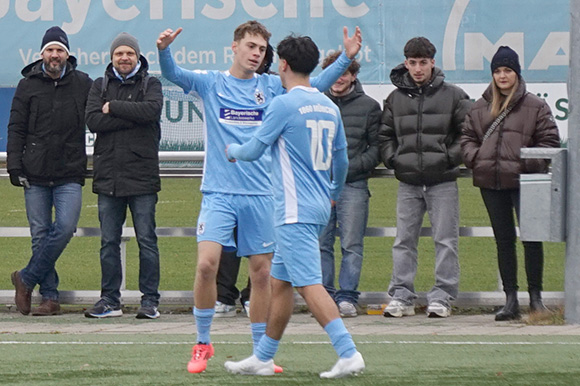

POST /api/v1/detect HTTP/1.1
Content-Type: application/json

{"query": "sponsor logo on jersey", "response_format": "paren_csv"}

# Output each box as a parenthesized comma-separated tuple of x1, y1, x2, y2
(219, 108, 263, 126)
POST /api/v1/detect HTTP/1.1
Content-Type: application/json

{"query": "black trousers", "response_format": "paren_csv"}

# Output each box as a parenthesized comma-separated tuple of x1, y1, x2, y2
(216, 249, 251, 306)
(480, 188, 544, 293)
(216, 227, 250, 305)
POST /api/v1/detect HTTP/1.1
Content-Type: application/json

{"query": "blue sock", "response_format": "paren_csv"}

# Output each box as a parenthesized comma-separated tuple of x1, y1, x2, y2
(193, 307, 215, 344)
(251, 322, 266, 354)
(324, 318, 357, 358)
(255, 335, 279, 362)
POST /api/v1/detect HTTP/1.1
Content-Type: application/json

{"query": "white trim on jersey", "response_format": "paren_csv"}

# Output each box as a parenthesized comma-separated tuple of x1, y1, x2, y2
(278, 137, 298, 223)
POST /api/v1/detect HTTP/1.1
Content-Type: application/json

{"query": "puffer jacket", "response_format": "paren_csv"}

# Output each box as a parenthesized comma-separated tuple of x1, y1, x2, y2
(7, 56, 92, 186)
(379, 64, 471, 186)
(325, 79, 381, 183)
(461, 79, 560, 190)
(85, 56, 163, 197)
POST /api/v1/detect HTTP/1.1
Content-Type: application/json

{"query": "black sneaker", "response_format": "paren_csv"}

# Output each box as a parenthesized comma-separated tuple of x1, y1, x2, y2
(136, 305, 160, 319)
(85, 299, 123, 318)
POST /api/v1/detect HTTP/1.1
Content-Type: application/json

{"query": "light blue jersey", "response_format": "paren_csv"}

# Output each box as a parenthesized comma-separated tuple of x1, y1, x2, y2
(231, 86, 348, 226)
(159, 48, 352, 196)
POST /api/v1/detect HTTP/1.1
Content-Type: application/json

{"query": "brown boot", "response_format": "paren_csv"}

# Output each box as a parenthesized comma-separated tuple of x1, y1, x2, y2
(11, 271, 32, 315)
(32, 299, 62, 316)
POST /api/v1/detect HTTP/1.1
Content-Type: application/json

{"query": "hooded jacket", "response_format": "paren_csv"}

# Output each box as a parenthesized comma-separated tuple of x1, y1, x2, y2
(379, 64, 471, 186)
(7, 56, 92, 186)
(85, 56, 163, 197)
(324, 79, 381, 183)
(461, 79, 560, 190)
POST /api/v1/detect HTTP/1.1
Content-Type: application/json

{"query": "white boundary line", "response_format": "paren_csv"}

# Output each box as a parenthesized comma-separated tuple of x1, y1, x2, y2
(1, 340, 580, 346)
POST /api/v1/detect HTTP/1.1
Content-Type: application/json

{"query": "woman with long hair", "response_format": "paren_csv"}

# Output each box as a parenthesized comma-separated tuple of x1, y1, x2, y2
(461, 46, 560, 321)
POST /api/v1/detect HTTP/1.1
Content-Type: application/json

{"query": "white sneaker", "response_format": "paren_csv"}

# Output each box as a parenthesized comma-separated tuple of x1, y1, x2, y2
(427, 301, 451, 318)
(242, 300, 250, 318)
(320, 351, 365, 379)
(214, 301, 236, 318)
(338, 301, 357, 318)
(383, 299, 415, 318)
(224, 354, 275, 376)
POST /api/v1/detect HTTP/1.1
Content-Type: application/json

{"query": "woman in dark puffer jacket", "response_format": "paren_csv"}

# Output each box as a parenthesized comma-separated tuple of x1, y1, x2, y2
(461, 46, 560, 321)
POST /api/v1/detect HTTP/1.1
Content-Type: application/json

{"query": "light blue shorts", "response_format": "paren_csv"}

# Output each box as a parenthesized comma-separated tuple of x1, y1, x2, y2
(271, 223, 324, 287)
(196, 192, 275, 257)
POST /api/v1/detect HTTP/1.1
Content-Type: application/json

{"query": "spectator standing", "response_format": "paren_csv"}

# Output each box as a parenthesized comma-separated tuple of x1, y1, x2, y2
(461, 46, 560, 321)
(379, 37, 471, 318)
(84, 32, 163, 319)
(8, 26, 92, 316)
(318, 52, 381, 318)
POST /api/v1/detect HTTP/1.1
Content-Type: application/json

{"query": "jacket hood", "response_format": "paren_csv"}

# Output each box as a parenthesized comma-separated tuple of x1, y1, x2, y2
(104, 54, 150, 79)
(482, 77, 528, 106)
(390, 63, 445, 92)
(325, 78, 365, 103)
(21, 55, 79, 78)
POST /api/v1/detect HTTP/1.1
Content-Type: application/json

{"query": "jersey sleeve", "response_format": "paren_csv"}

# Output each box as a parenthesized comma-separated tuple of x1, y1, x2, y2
(158, 47, 212, 95)
(253, 97, 287, 146)
(310, 51, 352, 92)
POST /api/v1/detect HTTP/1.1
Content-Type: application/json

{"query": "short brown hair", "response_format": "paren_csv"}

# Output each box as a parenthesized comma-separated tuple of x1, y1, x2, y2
(321, 51, 360, 75)
(233, 20, 271, 42)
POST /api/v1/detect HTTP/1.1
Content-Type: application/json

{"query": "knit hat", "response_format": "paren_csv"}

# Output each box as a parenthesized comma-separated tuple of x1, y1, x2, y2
(40, 26, 70, 54)
(110, 32, 140, 59)
(490, 46, 521, 76)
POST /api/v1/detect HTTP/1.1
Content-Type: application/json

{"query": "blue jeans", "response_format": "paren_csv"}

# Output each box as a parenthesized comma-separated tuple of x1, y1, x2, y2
(319, 180, 370, 304)
(98, 194, 160, 307)
(388, 181, 460, 306)
(20, 183, 82, 301)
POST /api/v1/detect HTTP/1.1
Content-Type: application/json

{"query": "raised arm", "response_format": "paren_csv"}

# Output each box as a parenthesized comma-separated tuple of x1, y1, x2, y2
(310, 27, 362, 92)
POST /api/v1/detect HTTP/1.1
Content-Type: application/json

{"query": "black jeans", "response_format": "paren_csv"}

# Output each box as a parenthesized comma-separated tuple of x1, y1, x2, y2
(480, 188, 544, 293)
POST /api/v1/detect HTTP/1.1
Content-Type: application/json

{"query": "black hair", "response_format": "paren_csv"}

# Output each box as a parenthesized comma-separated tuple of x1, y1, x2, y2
(276, 34, 319, 76)
(404, 37, 436, 59)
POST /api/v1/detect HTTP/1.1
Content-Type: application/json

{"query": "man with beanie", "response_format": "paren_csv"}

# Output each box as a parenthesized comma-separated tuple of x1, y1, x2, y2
(85, 32, 163, 319)
(379, 37, 471, 318)
(8, 26, 93, 316)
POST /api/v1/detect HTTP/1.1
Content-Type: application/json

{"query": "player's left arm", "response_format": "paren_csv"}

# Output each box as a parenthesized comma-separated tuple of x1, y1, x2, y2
(310, 26, 362, 92)
(226, 99, 286, 162)
(226, 137, 268, 162)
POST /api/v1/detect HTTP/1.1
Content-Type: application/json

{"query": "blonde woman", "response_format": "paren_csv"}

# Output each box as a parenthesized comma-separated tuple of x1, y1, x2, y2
(461, 46, 560, 321)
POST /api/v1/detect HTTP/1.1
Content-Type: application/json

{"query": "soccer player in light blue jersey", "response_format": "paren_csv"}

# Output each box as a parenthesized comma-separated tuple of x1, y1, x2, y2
(224, 34, 364, 379)
(156, 21, 362, 374)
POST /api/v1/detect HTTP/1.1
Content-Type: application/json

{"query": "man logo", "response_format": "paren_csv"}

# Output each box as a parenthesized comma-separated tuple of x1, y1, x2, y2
(197, 222, 205, 235)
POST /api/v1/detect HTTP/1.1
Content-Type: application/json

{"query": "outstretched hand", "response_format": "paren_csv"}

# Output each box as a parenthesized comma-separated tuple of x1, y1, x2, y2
(157, 27, 183, 50)
(343, 26, 362, 59)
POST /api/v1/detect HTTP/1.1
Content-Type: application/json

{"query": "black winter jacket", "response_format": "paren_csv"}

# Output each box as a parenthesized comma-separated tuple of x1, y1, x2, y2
(7, 56, 92, 186)
(379, 64, 471, 186)
(325, 79, 381, 183)
(85, 57, 163, 197)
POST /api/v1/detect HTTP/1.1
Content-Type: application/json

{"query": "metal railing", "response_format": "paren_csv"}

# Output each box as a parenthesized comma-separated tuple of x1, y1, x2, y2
(0, 151, 564, 307)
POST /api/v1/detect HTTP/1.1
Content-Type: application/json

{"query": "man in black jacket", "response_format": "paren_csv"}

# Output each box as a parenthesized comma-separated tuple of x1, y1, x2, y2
(84, 32, 163, 319)
(379, 37, 470, 318)
(8, 26, 93, 316)
(319, 52, 381, 318)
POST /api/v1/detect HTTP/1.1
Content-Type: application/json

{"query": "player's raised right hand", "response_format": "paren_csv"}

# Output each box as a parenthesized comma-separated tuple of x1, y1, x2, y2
(157, 28, 183, 50)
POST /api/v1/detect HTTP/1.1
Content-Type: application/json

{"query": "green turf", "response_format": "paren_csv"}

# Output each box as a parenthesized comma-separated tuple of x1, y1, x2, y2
(1, 333, 579, 385)
(0, 177, 567, 294)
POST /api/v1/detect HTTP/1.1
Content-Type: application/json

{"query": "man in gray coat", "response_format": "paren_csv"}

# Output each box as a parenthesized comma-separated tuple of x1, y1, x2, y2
(379, 37, 471, 318)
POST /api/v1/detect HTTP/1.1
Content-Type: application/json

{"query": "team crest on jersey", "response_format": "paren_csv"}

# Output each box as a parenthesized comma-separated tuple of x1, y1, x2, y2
(197, 222, 205, 235)
(254, 88, 265, 105)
